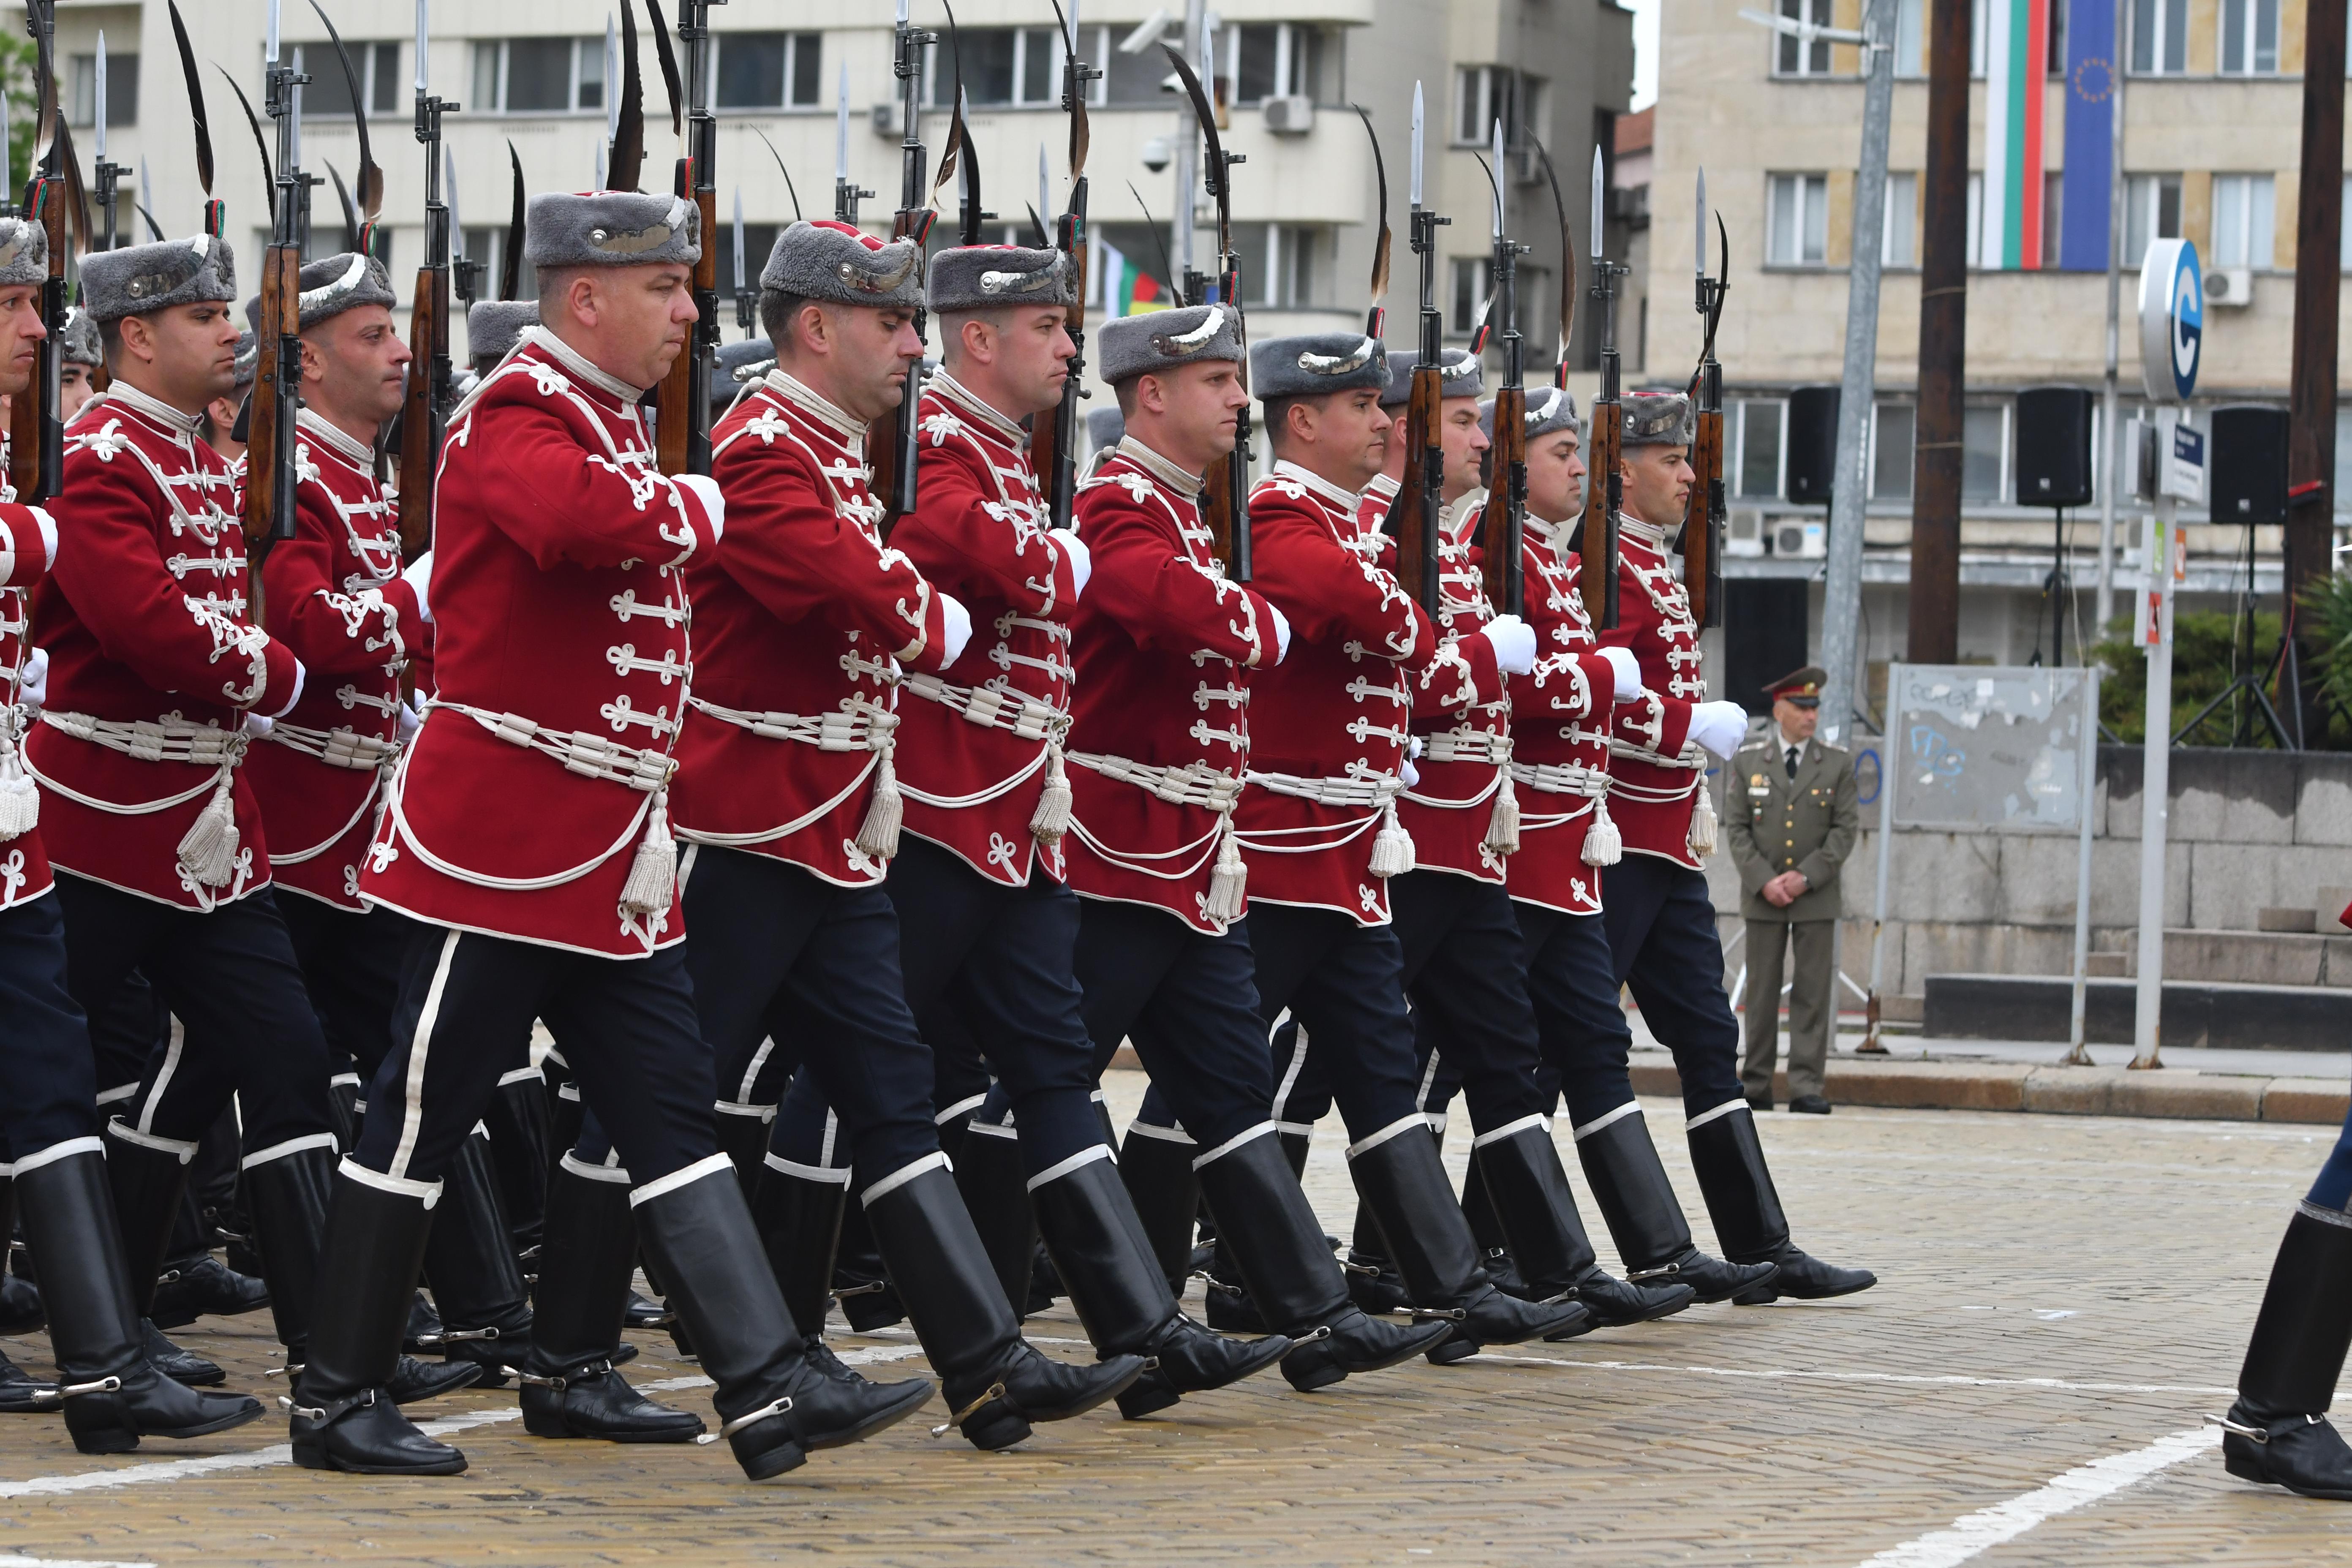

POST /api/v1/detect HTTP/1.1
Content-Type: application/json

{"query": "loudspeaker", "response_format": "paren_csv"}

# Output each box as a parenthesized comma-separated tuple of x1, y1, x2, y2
(2208, 404, 2290, 525)
(1785, 385, 1839, 504)
(2013, 386, 2095, 507)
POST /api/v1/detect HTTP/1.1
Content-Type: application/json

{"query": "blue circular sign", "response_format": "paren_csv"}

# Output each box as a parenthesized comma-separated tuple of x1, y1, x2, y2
(2137, 238, 2202, 405)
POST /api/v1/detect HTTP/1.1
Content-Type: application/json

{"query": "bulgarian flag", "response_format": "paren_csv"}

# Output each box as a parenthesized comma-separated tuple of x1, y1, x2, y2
(1094, 236, 1171, 318)
(1982, 0, 2050, 270)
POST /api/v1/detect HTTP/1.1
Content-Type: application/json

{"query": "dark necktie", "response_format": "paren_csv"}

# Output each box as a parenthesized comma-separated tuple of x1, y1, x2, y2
(1785, 746, 1799, 782)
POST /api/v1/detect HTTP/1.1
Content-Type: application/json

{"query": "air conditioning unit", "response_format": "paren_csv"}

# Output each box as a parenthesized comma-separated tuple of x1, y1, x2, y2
(1771, 517, 1827, 559)
(1262, 95, 1314, 135)
(870, 101, 904, 138)
(2205, 267, 2255, 308)
(1725, 506, 1767, 558)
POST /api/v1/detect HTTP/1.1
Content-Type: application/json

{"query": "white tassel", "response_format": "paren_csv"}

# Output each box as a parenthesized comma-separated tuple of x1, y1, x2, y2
(1581, 793, 1623, 867)
(1030, 740, 1072, 844)
(1368, 797, 1416, 879)
(855, 746, 904, 860)
(0, 736, 35, 841)
(1484, 768, 1521, 856)
(1203, 816, 1247, 924)
(619, 790, 678, 916)
(175, 772, 240, 887)
(1687, 780, 1718, 859)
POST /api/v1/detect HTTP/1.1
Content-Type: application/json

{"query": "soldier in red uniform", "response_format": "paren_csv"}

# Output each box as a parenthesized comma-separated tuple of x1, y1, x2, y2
(1062, 304, 1450, 1391)
(298, 193, 935, 1481)
(1352, 346, 1481, 540)
(1595, 392, 1875, 1303)
(0, 216, 265, 1453)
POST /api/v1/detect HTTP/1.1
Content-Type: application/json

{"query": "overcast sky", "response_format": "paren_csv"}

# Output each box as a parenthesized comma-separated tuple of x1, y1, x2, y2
(1631, 0, 1661, 110)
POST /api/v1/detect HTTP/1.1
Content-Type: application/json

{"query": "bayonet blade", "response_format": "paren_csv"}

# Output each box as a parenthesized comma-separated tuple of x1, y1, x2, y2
(1590, 145, 1603, 261)
(94, 31, 105, 161)
(1409, 80, 1423, 210)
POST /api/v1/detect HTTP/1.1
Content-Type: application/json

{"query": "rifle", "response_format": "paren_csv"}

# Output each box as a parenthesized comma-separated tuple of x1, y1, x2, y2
(90, 31, 127, 253)
(1384, 80, 1443, 615)
(399, 0, 455, 556)
(1682, 191, 1729, 630)
(1578, 147, 1624, 630)
(867, 0, 935, 534)
(1475, 121, 1526, 618)
(1034, 0, 1094, 531)
(651, 0, 719, 477)
(243, 0, 310, 628)
(10, 0, 79, 504)
(1162, 38, 1250, 583)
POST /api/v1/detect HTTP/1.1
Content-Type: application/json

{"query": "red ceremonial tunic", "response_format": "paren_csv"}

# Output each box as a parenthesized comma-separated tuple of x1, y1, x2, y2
(359, 328, 719, 957)
(1502, 520, 1624, 916)
(1065, 438, 1278, 934)
(27, 386, 300, 912)
(1396, 496, 1514, 885)
(1237, 460, 1470, 927)
(669, 368, 950, 886)
(893, 370, 1081, 887)
(0, 490, 58, 912)
(1353, 471, 1399, 539)
(1595, 513, 1704, 868)
(244, 411, 421, 909)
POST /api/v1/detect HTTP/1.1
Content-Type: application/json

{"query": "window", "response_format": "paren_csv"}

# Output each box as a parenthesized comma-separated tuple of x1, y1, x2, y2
(460, 225, 535, 302)
(716, 33, 822, 110)
(2219, 0, 2281, 73)
(471, 38, 605, 115)
(1895, 0, 1926, 76)
(2212, 174, 2276, 268)
(2131, 0, 2189, 73)
(952, 26, 1108, 108)
(1448, 256, 1494, 335)
(68, 52, 138, 128)
(1103, 30, 1173, 105)
(1963, 403, 2007, 502)
(296, 42, 402, 119)
(1767, 173, 1828, 266)
(1872, 403, 1915, 500)
(2124, 173, 2183, 266)
(1777, 0, 1835, 76)
(1882, 172, 1918, 266)
(1232, 24, 1325, 104)
(1736, 400, 1786, 499)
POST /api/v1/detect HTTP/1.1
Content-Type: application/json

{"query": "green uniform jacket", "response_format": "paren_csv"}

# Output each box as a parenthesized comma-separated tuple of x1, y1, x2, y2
(1722, 733, 1859, 923)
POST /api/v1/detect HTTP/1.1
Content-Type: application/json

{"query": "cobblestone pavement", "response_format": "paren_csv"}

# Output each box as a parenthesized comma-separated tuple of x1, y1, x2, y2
(3, 1075, 2348, 1567)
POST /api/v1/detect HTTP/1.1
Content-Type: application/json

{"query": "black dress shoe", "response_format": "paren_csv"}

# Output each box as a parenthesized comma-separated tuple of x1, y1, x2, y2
(520, 1356, 707, 1443)
(1342, 1250, 1410, 1315)
(2220, 1404, 2352, 1500)
(142, 1321, 225, 1386)
(388, 1354, 484, 1405)
(1745, 1094, 1773, 1113)
(1732, 1248, 1876, 1304)
(621, 1290, 673, 1330)
(0, 1347, 57, 1412)
(0, 1271, 43, 1334)
(1115, 1314, 1292, 1419)
(292, 1387, 468, 1475)
(1642, 1248, 1779, 1304)
(150, 1253, 271, 1329)
(1788, 1095, 1832, 1116)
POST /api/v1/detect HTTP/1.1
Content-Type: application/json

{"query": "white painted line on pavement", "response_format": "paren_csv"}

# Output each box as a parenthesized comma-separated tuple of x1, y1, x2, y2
(0, 1555, 155, 1568)
(1470, 1353, 2234, 1398)
(1851, 1425, 2217, 1568)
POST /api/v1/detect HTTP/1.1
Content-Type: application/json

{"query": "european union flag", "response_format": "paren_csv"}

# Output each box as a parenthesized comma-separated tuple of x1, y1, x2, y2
(2059, 0, 2118, 271)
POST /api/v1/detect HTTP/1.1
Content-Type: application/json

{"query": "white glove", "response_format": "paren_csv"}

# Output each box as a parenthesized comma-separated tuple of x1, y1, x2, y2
(1688, 700, 1750, 761)
(262, 657, 307, 719)
(18, 645, 47, 711)
(1052, 529, 1092, 600)
(1478, 614, 1537, 676)
(1266, 601, 1292, 665)
(676, 473, 726, 541)
(28, 505, 57, 568)
(938, 593, 974, 667)
(402, 551, 433, 625)
(397, 694, 423, 739)
(1399, 757, 1421, 788)
(243, 712, 275, 738)
(1600, 645, 1644, 702)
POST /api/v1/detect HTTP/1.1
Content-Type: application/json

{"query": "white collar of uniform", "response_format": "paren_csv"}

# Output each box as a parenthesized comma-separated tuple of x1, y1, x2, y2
(296, 406, 376, 471)
(761, 367, 866, 442)
(523, 324, 646, 403)
(927, 367, 1029, 452)
(1366, 471, 1401, 501)
(1270, 458, 1360, 513)
(1618, 511, 1671, 553)
(1115, 435, 1203, 499)
(1439, 489, 1483, 542)
(97, 379, 206, 439)
(1525, 509, 1572, 552)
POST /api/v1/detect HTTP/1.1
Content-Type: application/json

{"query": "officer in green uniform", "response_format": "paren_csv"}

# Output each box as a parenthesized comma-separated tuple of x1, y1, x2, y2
(1723, 667, 1859, 1114)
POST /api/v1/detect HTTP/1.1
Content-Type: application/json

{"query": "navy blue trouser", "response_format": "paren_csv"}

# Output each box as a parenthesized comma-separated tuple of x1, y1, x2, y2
(277, 896, 421, 1085)
(0, 892, 98, 1160)
(677, 844, 941, 1186)
(1383, 870, 1551, 1137)
(1599, 854, 1746, 1118)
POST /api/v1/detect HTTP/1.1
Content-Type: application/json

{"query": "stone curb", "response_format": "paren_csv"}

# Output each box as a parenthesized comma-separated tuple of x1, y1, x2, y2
(1629, 1056, 2349, 1125)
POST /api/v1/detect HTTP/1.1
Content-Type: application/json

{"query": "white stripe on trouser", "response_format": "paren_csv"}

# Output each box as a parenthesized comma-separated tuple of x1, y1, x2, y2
(496, 1065, 542, 1089)
(561, 1152, 632, 1184)
(1685, 1098, 1749, 1132)
(130, 1015, 187, 1136)
(1413, 1048, 1443, 1114)
(628, 1151, 733, 1208)
(1470, 1112, 1547, 1149)
(1124, 1119, 1194, 1145)
(339, 1157, 441, 1208)
(935, 1093, 986, 1125)
(106, 1120, 196, 1159)
(1269, 1014, 1310, 1124)
(860, 1150, 949, 1207)
(241, 1132, 338, 1170)
(818, 1109, 843, 1170)
(388, 929, 463, 1183)
(736, 1036, 777, 1105)
(1025, 1143, 1112, 1191)
(1345, 1114, 1426, 1160)
(1572, 1101, 1644, 1141)
(1192, 1121, 1276, 1170)
(764, 1151, 852, 1184)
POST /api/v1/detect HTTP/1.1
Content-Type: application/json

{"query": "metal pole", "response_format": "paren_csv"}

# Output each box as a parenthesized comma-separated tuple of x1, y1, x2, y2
(1816, 0, 1896, 749)
(2095, 0, 2126, 631)
(2063, 664, 2100, 1063)
(2133, 491, 2173, 1070)
(1174, 0, 1204, 285)
(1909, 0, 1969, 662)
(1864, 663, 1900, 1052)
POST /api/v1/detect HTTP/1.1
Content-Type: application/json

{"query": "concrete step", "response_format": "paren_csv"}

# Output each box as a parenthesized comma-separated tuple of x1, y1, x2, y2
(1922, 972, 2352, 1051)
(2090, 927, 2352, 988)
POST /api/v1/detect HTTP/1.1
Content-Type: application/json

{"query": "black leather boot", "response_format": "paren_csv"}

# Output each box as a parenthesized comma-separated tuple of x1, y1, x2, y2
(1576, 1107, 1776, 1302)
(2218, 1208, 2352, 1500)
(1116, 1124, 1201, 1291)
(142, 1321, 224, 1386)
(1342, 1199, 1410, 1316)
(862, 1158, 1144, 1450)
(290, 1165, 467, 1474)
(326, 1073, 362, 1157)
(1195, 1131, 1451, 1392)
(636, 1157, 932, 1478)
(0, 1172, 41, 1335)
(150, 1252, 270, 1329)
(1031, 1152, 1290, 1419)
(15, 1144, 263, 1454)
(713, 1105, 770, 1193)
(1473, 1121, 1692, 1330)
(747, 1159, 884, 1390)
(419, 1130, 534, 1386)
(1685, 1105, 1875, 1302)
(1348, 1121, 1589, 1360)
(830, 1173, 905, 1334)
(486, 1066, 553, 1260)
(953, 1124, 1040, 1321)
(520, 1158, 704, 1443)
(1457, 1157, 1530, 1299)
(0, 1345, 57, 1412)
(102, 1121, 193, 1320)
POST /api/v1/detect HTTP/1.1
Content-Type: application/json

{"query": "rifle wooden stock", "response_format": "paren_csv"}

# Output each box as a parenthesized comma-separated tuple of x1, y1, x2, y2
(397, 262, 444, 555)
(1686, 405, 1724, 629)
(1201, 451, 1236, 568)
(1579, 401, 1622, 628)
(1388, 364, 1442, 613)
(1035, 207, 1091, 531)
(8, 177, 65, 502)
(242, 243, 303, 627)
(654, 168, 715, 476)
(1481, 385, 1525, 612)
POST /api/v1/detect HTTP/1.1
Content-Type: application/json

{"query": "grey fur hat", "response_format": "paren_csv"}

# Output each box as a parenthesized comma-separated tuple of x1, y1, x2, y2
(525, 191, 701, 271)
(467, 299, 538, 364)
(1097, 302, 1242, 385)
(0, 218, 45, 288)
(1482, 384, 1579, 443)
(1380, 346, 1484, 406)
(296, 252, 398, 328)
(83, 234, 236, 324)
(231, 330, 258, 390)
(1622, 391, 1693, 446)
(711, 336, 774, 401)
(762, 220, 922, 309)
(928, 245, 1075, 314)
(1250, 333, 1387, 403)
(58, 306, 100, 368)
